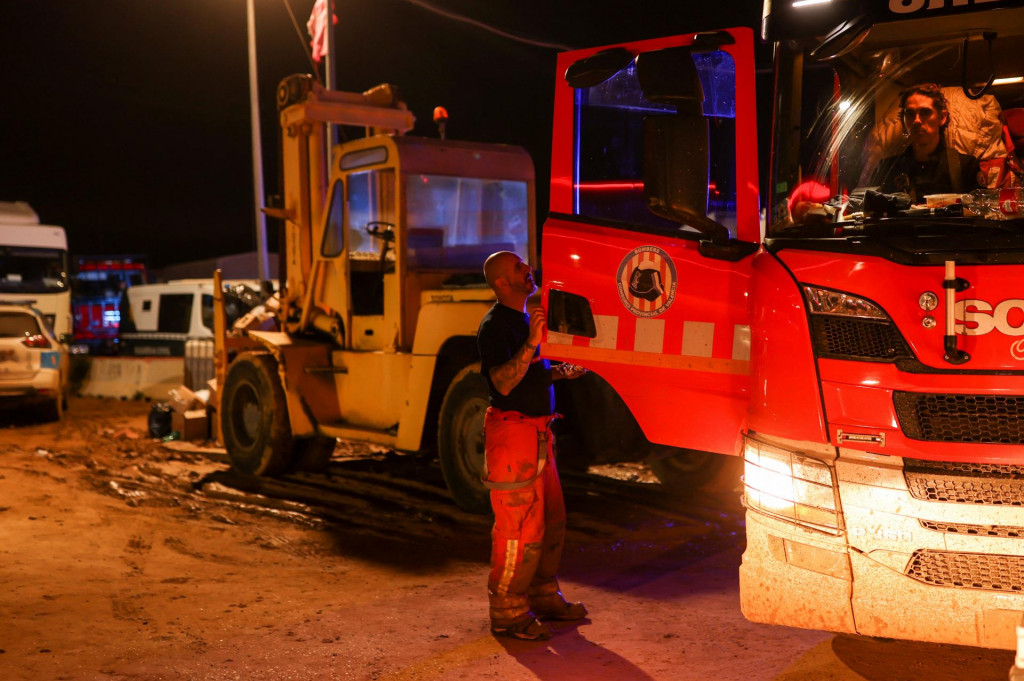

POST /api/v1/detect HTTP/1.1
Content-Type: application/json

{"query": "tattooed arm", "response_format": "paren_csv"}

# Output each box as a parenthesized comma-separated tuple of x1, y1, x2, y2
(488, 307, 545, 396)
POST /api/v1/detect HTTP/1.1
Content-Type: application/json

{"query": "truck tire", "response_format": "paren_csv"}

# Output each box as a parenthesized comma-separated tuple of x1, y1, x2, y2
(647, 445, 743, 494)
(438, 363, 491, 514)
(290, 436, 337, 473)
(221, 353, 293, 476)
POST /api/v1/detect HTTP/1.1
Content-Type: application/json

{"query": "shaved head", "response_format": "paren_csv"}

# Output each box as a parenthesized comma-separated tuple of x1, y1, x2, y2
(483, 251, 536, 310)
(483, 251, 519, 290)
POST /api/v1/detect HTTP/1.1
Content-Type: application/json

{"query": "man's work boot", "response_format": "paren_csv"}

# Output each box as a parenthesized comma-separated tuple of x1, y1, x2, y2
(490, 612, 553, 641)
(529, 591, 588, 622)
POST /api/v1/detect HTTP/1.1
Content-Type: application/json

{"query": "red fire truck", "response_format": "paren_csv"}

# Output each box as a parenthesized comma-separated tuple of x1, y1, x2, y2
(542, 0, 1024, 649)
(71, 255, 149, 354)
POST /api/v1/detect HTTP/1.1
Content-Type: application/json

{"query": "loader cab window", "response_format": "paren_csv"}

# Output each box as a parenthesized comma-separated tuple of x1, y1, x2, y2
(573, 51, 738, 236)
(346, 169, 396, 261)
(404, 175, 529, 270)
(346, 168, 396, 316)
(322, 182, 344, 258)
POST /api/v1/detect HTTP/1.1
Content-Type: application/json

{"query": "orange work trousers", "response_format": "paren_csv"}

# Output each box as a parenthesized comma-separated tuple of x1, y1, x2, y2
(483, 407, 566, 623)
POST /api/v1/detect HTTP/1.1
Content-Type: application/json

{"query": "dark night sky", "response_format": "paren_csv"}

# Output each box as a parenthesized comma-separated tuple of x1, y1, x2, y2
(0, 0, 763, 269)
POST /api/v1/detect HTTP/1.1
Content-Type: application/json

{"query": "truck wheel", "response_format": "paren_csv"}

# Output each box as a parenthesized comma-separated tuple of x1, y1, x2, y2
(647, 445, 742, 494)
(290, 436, 337, 473)
(438, 364, 491, 514)
(221, 353, 293, 476)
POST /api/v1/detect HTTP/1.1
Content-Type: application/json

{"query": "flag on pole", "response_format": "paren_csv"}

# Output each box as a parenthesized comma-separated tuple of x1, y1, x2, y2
(307, 0, 337, 63)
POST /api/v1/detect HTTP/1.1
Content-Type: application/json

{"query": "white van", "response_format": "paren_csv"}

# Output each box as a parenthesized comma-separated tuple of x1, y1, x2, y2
(119, 279, 265, 357)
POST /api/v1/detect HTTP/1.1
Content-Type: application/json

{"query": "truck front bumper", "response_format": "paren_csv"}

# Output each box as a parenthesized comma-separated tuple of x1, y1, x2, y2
(740, 450, 1024, 650)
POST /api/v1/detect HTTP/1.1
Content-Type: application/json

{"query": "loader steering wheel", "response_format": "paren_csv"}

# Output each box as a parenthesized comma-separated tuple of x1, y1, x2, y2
(365, 222, 395, 243)
(366, 221, 396, 270)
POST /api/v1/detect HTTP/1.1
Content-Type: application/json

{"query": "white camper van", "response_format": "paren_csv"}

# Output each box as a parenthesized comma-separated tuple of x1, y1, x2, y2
(0, 202, 71, 340)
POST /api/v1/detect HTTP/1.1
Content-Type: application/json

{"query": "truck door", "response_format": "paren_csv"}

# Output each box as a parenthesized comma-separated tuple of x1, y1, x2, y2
(542, 28, 760, 456)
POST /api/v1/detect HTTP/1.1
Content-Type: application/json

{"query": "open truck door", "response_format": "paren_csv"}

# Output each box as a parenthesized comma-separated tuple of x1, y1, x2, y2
(542, 28, 760, 460)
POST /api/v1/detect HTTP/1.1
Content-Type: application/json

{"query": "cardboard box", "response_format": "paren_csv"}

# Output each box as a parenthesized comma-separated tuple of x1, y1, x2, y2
(172, 408, 209, 441)
(168, 385, 201, 413)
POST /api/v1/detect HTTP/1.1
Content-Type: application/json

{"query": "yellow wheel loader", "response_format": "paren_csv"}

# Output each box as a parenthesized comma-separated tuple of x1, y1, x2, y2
(212, 74, 535, 513)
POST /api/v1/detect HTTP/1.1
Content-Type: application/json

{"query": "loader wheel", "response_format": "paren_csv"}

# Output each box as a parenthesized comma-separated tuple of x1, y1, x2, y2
(221, 353, 293, 476)
(438, 364, 491, 514)
(647, 445, 743, 494)
(290, 435, 337, 473)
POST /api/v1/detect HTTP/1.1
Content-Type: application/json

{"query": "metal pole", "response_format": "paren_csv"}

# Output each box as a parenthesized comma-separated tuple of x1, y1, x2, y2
(324, 0, 337, 144)
(246, 0, 271, 282)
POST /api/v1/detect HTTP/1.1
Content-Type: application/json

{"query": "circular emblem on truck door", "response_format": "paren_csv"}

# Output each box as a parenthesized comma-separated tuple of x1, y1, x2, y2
(617, 246, 677, 317)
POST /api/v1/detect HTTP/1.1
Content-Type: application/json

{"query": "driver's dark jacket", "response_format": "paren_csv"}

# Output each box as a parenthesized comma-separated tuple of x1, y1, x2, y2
(871, 139, 981, 202)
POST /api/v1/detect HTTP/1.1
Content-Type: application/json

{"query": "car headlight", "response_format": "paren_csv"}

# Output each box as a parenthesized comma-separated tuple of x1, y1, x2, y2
(743, 436, 842, 534)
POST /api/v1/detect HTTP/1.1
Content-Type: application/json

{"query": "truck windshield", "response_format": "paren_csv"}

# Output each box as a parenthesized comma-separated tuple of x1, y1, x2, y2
(769, 8, 1024, 241)
(0, 247, 68, 294)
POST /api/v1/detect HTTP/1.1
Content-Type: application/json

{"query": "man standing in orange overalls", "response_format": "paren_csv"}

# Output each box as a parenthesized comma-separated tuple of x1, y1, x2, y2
(478, 250, 588, 641)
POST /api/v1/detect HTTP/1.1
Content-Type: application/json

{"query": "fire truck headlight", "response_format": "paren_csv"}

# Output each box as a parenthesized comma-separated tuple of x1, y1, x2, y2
(802, 285, 888, 320)
(743, 436, 842, 534)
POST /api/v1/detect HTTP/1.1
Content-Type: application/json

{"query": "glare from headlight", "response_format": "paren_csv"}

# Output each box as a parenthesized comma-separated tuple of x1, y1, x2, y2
(743, 436, 841, 534)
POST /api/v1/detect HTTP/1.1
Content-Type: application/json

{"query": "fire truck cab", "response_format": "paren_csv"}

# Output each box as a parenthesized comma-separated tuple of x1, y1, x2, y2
(542, 0, 1024, 649)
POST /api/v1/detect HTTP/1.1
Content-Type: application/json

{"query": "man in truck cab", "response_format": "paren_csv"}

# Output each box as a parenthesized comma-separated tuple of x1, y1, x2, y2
(477, 251, 587, 641)
(871, 83, 983, 202)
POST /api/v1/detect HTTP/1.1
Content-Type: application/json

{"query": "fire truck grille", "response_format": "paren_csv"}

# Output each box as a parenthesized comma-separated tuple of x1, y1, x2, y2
(920, 519, 1024, 538)
(906, 549, 1024, 592)
(893, 392, 1024, 444)
(809, 317, 909, 361)
(903, 458, 1024, 505)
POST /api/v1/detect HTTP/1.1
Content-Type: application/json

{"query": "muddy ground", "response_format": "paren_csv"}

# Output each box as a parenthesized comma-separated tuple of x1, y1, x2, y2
(0, 397, 1016, 680)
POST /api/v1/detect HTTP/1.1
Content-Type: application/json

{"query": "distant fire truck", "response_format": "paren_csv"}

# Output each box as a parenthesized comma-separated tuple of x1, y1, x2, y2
(541, 0, 1024, 649)
(71, 255, 148, 354)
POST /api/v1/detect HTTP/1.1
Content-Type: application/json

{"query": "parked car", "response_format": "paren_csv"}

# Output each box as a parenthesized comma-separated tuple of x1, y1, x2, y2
(0, 302, 69, 420)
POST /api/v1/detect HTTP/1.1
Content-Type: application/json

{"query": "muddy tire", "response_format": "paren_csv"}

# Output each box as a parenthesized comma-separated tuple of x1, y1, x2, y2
(647, 446, 743, 494)
(221, 353, 293, 476)
(438, 363, 491, 514)
(290, 435, 337, 473)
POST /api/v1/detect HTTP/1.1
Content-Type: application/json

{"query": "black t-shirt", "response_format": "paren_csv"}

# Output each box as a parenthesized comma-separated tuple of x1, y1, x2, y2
(477, 303, 554, 416)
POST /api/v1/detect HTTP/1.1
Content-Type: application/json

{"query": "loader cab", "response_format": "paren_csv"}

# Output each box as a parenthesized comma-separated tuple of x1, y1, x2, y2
(317, 135, 536, 353)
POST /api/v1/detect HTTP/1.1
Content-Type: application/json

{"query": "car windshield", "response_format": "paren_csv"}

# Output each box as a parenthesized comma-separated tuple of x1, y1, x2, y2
(0, 311, 41, 338)
(768, 8, 1024, 240)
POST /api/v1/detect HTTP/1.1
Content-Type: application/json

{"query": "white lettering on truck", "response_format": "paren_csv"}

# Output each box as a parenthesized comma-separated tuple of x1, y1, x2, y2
(955, 299, 1024, 335)
(890, 0, 1003, 14)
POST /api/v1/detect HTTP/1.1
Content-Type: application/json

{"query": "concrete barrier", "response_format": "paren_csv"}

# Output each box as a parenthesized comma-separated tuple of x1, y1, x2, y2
(79, 356, 185, 401)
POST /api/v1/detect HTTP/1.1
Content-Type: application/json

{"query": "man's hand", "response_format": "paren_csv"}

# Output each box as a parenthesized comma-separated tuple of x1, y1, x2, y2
(528, 306, 546, 347)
